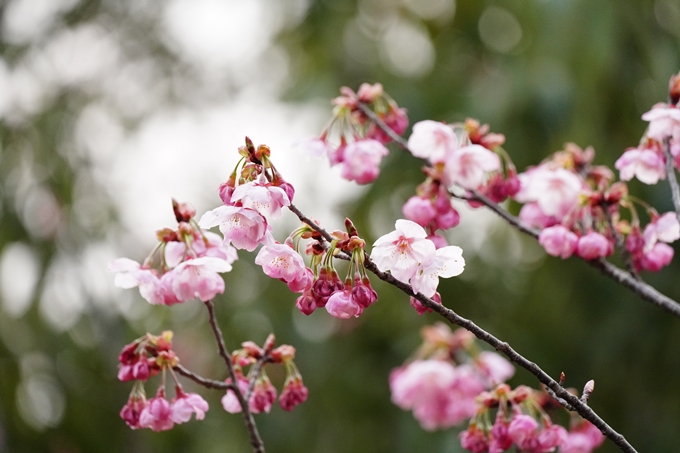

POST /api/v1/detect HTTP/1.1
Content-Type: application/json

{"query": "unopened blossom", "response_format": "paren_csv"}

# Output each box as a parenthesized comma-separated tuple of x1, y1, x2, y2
(249, 376, 278, 414)
(538, 225, 579, 259)
(295, 291, 316, 315)
(459, 425, 489, 453)
(402, 196, 437, 227)
(325, 289, 362, 319)
(171, 389, 209, 423)
(410, 292, 441, 315)
(139, 390, 174, 432)
(169, 256, 232, 302)
(434, 193, 461, 230)
(642, 104, 680, 141)
(410, 246, 465, 298)
(372, 219, 436, 283)
(120, 395, 147, 429)
(515, 167, 583, 218)
(489, 412, 513, 453)
(199, 206, 269, 252)
(279, 376, 308, 411)
(351, 276, 378, 309)
(615, 148, 666, 185)
(407, 120, 458, 163)
(640, 242, 674, 271)
(340, 139, 389, 184)
(255, 241, 308, 285)
(576, 232, 612, 260)
(231, 179, 290, 221)
(444, 144, 501, 190)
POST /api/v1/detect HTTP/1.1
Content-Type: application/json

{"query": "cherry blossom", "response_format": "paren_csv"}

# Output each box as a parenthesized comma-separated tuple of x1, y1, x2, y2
(340, 139, 389, 184)
(538, 225, 579, 259)
(222, 373, 250, 414)
(410, 245, 465, 297)
(372, 219, 436, 283)
(642, 104, 680, 141)
(255, 241, 308, 285)
(443, 144, 501, 190)
(407, 120, 458, 163)
(402, 196, 437, 227)
(279, 376, 308, 411)
(199, 206, 270, 252)
(139, 390, 174, 432)
(325, 289, 362, 319)
(231, 178, 291, 221)
(576, 232, 613, 260)
(168, 256, 232, 302)
(171, 389, 209, 423)
(120, 395, 147, 430)
(615, 148, 666, 185)
(108, 258, 178, 305)
(515, 167, 583, 218)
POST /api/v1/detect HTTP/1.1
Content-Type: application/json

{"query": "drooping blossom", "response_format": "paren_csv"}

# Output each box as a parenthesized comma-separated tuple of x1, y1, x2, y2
(171, 389, 209, 423)
(230, 178, 291, 221)
(139, 389, 174, 432)
(199, 206, 269, 252)
(168, 256, 232, 302)
(615, 148, 666, 185)
(221, 373, 250, 414)
(643, 212, 680, 247)
(444, 144, 502, 190)
(325, 289, 362, 319)
(340, 139, 389, 184)
(488, 412, 513, 453)
(410, 246, 465, 298)
(560, 421, 605, 453)
(576, 232, 612, 260)
(459, 425, 489, 453)
(108, 258, 179, 305)
(372, 219, 436, 283)
(120, 395, 147, 429)
(640, 242, 674, 271)
(279, 376, 308, 411)
(410, 292, 442, 315)
(249, 376, 277, 414)
(538, 225, 579, 259)
(407, 120, 458, 164)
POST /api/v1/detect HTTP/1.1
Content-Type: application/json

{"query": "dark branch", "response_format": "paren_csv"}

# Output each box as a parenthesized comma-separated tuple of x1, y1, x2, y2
(174, 363, 231, 390)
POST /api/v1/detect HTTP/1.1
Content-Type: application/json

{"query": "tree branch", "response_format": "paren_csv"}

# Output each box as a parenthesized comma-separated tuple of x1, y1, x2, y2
(285, 204, 637, 453)
(663, 137, 680, 223)
(357, 99, 680, 317)
(174, 363, 231, 390)
(205, 300, 266, 453)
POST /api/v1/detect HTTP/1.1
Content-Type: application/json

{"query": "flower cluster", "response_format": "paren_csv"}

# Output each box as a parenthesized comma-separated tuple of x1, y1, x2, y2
(389, 324, 514, 430)
(372, 219, 464, 307)
(221, 335, 308, 413)
(459, 384, 604, 453)
(109, 200, 237, 304)
(118, 331, 209, 431)
(299, 83, 408, 184)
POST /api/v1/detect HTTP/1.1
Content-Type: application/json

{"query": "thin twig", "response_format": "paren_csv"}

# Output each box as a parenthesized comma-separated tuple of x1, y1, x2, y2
(174, 363, 231, 390)
(205, 300, 266, 453)
(663, 137, 680, 223)
(359, 99, 680, 317)
(285, 204, 637, 453)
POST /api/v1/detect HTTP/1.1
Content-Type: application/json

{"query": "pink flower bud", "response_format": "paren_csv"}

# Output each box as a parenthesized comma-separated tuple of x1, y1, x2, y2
(538, 225, 578, 259)
(402, 196, 437, 227)
(279, 377, 308, 411)
(576, 232, 613, 260)
(120, 395, 147, 430)
(295, 292, 316, 315)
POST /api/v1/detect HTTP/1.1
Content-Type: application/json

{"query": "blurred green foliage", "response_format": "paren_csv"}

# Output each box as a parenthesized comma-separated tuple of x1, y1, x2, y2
(1, 0, 680, 452)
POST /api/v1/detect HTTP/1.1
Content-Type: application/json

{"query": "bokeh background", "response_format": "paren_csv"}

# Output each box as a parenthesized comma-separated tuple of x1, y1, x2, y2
(1, 0, 680, 452)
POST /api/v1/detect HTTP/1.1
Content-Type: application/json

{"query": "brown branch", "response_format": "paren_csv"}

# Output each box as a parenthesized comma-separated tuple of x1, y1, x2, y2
(205, 300, 266, 453)
(174, 363, 231, 390)
(285, 204, 637, 453)
(359, 100, 680, 318)
(663, 137, 680, 223)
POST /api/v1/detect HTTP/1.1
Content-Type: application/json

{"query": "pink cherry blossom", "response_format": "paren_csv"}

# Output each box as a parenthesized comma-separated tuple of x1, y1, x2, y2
(410, 245, 465, 298)
(576, 232, 612, 260)
(410, 292, 441, 315)
(222, 374, 250, 414)
(120, 395, 147, 430)
(515, 167, 583, 218)
(508, 414, 539, 449)
(249, 377, 277, 414)
(199, 205, 269, 252)
(640, 242, 674, 271)
(537, 424, 568, 451)
(459, 425, 489, 453)
(108, 258, 179, 305)
(476, 351, 515, 385)
(325, 289, 362, 319)
(518, 202, 559, 229)
(560, 421, 605, 453)
(254, 241, 308, 285)
(279, 377, 308, 411)
(171, 389, 209, 423)
(287, 267, 314, 293)
(168, 256, 232, 302)
(538, 225, 579, 259)
(340, 139, 389, 184)
(402, 196, 437, 227)
(139, 390, 174, 432)
(372, 219, 436, 283)
(644, 212, 680, 246)
(642, 104, 680, 141)
(367, 107, 408, 144)
(407, 120, 458, 164)
(489, 412, 513, 453)
(231, 178, 290, 221)
(427, 234, 449, 249)
(614, 148, 666, 185)
(444, 144, 501, 190)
